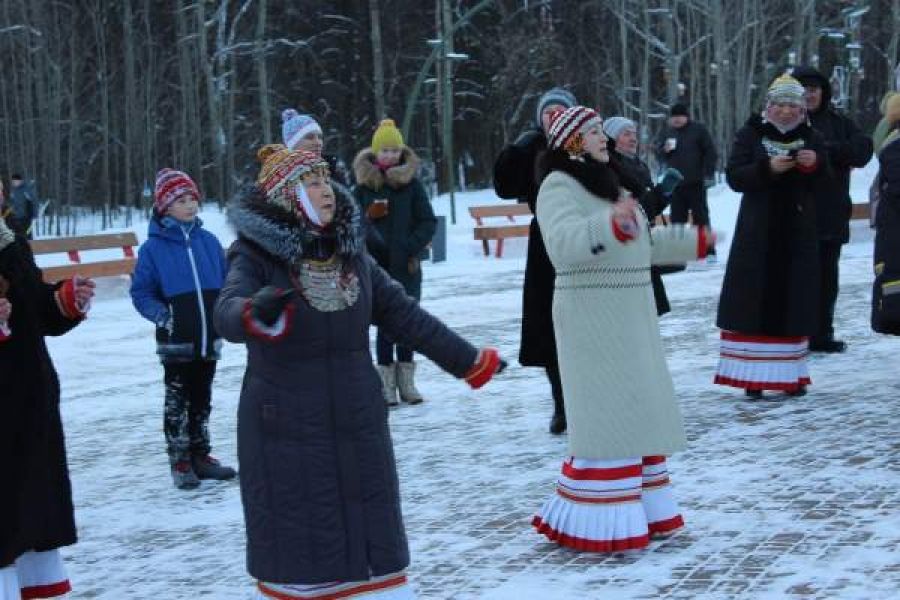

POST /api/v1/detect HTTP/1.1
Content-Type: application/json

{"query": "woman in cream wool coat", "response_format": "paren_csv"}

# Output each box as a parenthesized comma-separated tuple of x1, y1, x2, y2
(531, 106, 711, 553)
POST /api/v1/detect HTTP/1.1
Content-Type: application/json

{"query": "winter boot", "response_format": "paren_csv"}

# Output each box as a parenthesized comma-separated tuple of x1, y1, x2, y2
(396, 361, 424, 404)
(377, 364, 399, 407)
(192, 455, 237, 480)
(172, 460, 200, 490)
(549, 395, 567, 435)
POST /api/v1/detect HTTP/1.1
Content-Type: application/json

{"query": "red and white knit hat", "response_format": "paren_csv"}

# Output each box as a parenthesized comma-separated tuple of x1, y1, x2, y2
(154, 168, 200, 214)
(547, 106, 603, 152)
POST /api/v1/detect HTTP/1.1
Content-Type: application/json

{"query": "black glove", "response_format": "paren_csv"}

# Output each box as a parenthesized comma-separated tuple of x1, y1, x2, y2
(497, 359, 509, 374)
(250, 286, 295, 327)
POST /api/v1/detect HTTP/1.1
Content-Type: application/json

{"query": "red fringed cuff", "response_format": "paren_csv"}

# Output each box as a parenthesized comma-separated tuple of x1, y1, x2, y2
(54, 279, 86, 320)
(242, 299, 294, 341)
(465, 347, 500, 389)
(696, 226, 709, 259)
(611, 216, 638, 242)
(796, 159, 818, 174)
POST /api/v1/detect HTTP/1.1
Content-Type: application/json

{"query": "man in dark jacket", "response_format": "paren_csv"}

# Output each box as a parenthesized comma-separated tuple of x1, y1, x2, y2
(656, 104, 718, 257)
(791, 66, 874, 352)
(7, 174, 37, 239)
(493, 86, 576, 434)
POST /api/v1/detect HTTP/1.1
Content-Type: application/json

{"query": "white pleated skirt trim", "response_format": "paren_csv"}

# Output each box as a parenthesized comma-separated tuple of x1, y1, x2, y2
(533, 456, 684, 552)
(715, 330, 811, 391)
(255, 571, 414, 599)
(0, 550, 71, 599)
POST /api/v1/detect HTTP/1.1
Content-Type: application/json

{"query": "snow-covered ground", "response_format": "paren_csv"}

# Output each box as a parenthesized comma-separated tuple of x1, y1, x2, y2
(41, 162, 900, 599)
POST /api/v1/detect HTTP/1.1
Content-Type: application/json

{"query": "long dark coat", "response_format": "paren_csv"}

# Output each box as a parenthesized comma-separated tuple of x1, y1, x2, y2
(872, 134, 900, 334)
(609, 148, 672, 316)
(717, 116, 828, 336)
(492, 129, 557, 367)
(0, 236, 82, 567)
(352, 147, 436, 301)
(214, 185, 478, 584)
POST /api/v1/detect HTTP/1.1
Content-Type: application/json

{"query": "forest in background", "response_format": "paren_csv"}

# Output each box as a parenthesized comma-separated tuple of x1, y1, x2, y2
(1, 0, 898, 233)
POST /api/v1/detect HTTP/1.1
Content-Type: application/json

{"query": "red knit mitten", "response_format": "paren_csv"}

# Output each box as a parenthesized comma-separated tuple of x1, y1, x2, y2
(465, 347, 502, 389)
(54, 279, 86, 320)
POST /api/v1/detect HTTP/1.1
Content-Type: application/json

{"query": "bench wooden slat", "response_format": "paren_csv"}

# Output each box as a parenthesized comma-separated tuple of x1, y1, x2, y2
(473, 224, 531, 240)
(468, 204, 533, 219)
(41, 258, 137, 283)
(850, 203, 869, 220)
(30, 232, 139, 255)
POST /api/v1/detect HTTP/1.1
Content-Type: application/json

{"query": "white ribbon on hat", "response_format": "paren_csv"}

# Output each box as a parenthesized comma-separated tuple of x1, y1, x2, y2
(296, 183, 323, 226)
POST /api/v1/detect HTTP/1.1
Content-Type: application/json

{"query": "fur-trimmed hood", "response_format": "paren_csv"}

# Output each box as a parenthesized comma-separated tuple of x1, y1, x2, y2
(352, 146, 421, 191)
(226, 181, 361, 266)
(537, 149, 621, 202)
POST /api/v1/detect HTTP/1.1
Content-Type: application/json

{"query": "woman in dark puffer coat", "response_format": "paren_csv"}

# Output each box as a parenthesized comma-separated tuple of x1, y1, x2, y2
(214, 145, 503, 599)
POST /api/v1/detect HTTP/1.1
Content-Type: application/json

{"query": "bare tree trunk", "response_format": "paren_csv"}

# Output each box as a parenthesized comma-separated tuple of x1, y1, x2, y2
(123, 0, 136, 217)
(256, 0, 271, 143)
(369, 0, 386, 120)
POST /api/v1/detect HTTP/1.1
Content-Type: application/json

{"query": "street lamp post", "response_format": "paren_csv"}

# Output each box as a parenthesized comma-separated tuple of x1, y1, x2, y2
(426, 36, 468, 225)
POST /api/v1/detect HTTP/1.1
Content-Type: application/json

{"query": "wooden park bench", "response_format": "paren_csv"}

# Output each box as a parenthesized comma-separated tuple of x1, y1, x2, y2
(30, 232, 139, 283)
(850, 202, 870, 221)
(470, 203, 533, 258)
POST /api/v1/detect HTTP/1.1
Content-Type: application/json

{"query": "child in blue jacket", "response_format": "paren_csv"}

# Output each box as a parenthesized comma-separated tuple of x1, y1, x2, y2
(130, 168, 236, 490)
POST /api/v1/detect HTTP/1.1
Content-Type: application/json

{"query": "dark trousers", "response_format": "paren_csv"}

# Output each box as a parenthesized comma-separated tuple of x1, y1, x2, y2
(815, 240, 842, 342)
(545, 359, 565, 415)
(162, 360, 216, 463)
(376, 328, 413, 365)
(670, 183, 714, 254)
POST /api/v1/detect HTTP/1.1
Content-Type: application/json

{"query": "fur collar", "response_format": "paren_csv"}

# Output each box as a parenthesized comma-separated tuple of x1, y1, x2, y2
(226, 182, 361, 266)
(352, 146, 420, 191)
(538, 149, 621, 201)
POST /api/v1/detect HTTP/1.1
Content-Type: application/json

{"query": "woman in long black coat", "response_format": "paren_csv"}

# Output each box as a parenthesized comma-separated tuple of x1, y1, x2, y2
(871, 95, 900, 335)
(715, 74, 828, 399)
(492, 86, 576, 434)
(214, 146, 502, 598)
(0, 210, 93, 597)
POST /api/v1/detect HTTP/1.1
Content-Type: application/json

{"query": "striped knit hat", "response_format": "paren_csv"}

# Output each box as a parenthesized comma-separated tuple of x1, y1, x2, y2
(767, 74, 805, 106)
(154, 168, 200, 215)
(281, 108, 323, 151)
(256, 144, 329, 210)
(547, 106, 603, 154)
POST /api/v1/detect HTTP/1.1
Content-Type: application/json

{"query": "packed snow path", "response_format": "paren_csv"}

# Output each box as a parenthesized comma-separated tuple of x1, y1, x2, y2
(48, 217, 899, 599)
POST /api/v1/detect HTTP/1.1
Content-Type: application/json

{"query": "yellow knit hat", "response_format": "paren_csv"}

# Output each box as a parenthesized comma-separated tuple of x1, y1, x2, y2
(371, 119, 404, 153)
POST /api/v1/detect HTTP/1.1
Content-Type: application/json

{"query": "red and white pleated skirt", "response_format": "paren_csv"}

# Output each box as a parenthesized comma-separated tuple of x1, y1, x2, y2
(255, 572, 414, 600)
(714, 330, 811, 392)
(0, 550, 71, 599)
(532, 456, 684, 552)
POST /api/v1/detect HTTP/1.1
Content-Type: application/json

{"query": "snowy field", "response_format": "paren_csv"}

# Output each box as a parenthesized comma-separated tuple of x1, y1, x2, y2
(40, 161, 900, 599)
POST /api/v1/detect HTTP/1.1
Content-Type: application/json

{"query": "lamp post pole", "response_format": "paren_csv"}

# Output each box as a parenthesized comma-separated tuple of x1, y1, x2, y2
(440, 0, 456, 225)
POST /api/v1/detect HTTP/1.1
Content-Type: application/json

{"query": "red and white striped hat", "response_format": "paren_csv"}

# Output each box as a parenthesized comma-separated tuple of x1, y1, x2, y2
(547, 106, 603, 151)
(154, 168, 200, 214)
